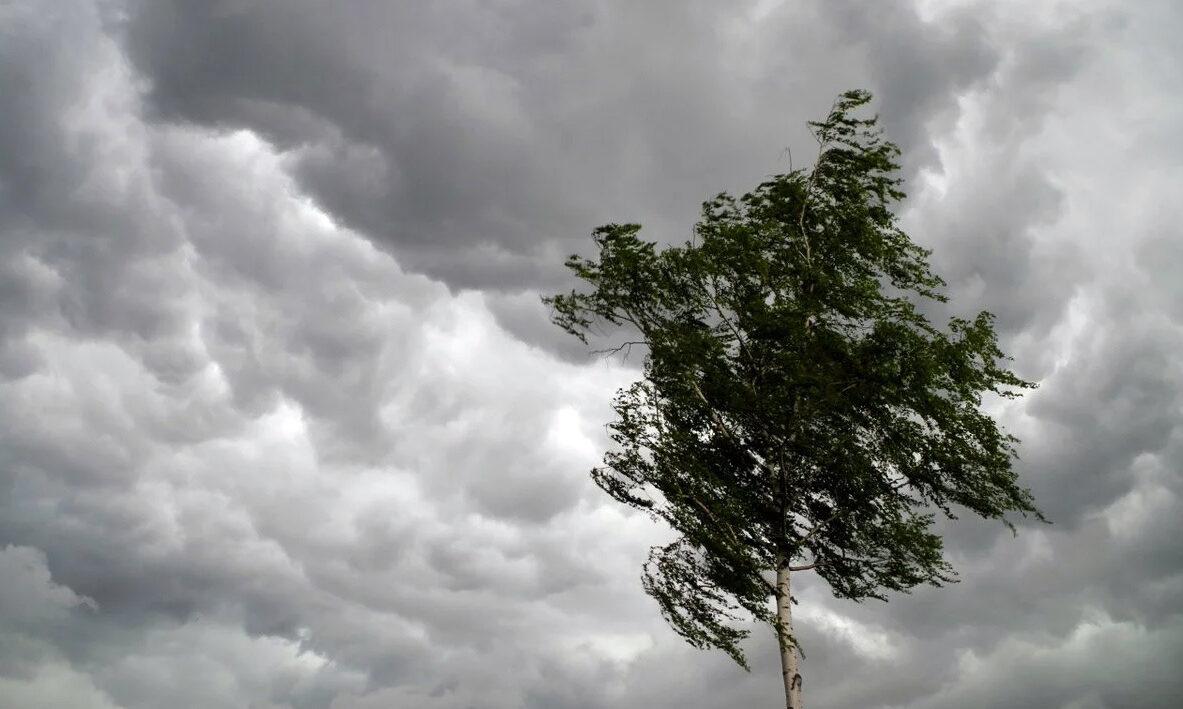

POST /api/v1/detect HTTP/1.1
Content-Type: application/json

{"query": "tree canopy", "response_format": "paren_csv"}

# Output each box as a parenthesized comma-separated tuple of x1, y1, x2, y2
(544, 90, 1043, 680)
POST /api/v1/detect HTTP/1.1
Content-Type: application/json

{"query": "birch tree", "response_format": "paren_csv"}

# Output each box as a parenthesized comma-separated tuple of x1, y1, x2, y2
(544, 90, 1043, 709)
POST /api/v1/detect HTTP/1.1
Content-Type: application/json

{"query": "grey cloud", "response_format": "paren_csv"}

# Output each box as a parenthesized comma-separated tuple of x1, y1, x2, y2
(906, 616, 1183, 709)
(0, 3, 646, 705)
(484, 291, 603, 365)
(0, 8, 679, 709)
(122, 0, 1004, 291)
(2, 0, 1182, 708)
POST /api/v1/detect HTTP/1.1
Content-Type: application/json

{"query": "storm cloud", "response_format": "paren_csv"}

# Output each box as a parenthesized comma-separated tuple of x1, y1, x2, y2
(0, 0, 1180, 707)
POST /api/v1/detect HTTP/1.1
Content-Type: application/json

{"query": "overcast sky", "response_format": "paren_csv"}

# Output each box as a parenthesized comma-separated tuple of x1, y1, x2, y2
(1, 0, 1181, 707)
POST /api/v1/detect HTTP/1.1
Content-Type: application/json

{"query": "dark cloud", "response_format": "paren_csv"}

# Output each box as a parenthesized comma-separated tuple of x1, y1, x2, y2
(0, 0, 1181, 707)
(122, 0, 1004, 290)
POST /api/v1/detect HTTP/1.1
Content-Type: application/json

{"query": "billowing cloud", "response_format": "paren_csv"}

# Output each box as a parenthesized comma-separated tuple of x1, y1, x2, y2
(120, 0, 1007, 290)
(0, 0, 1180, 707)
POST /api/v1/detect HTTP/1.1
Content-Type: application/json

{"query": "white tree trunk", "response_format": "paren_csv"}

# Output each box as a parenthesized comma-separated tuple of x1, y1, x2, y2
(776, 564, 803, 709)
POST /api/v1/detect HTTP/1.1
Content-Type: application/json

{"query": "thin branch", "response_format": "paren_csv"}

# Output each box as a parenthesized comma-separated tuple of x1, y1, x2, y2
(687, 378, 775, 476)
(793, 476, 912, 548)
(796, 508, 842, 547)
(704, 273, 755, 369)
(797, 99, 839, 263)
(688, 494, 744, 549)
(590, 340, 646, 359)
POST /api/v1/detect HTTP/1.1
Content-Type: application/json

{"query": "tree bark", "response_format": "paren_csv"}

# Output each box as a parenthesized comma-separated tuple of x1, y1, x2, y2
(776, 563, 803, 709)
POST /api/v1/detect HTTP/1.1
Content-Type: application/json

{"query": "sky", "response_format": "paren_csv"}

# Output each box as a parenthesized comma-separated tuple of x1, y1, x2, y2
(0, 0, 1181, 707)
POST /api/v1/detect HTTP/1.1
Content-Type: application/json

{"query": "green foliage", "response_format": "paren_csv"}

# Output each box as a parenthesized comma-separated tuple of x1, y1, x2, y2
(544, 90, 1043, 668)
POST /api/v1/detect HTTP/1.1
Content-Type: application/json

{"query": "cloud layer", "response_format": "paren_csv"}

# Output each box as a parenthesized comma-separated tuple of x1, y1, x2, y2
(0, 0, 1180, 707)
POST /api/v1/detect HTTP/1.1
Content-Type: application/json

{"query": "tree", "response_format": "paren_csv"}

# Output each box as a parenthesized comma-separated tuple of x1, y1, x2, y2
(544, 90, 1044, 709)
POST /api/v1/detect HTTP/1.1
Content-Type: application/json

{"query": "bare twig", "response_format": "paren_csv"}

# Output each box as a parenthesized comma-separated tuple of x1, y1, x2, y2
(590, 340, 646, 360)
